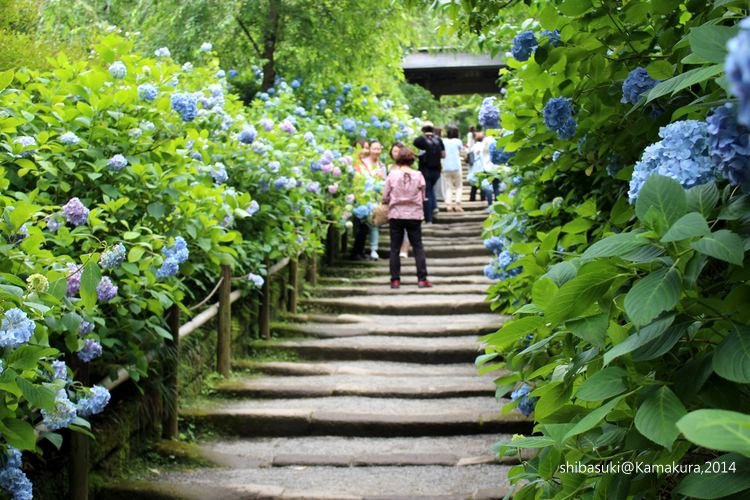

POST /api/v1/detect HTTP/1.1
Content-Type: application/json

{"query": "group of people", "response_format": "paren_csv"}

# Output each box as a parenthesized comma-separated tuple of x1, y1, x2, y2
(350, 122, 497, 289)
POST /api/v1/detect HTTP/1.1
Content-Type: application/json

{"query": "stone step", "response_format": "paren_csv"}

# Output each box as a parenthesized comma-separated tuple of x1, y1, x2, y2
(316, 283, 489, 297)
(345, 256, 489, 268)
(104, 464, 512, 499)
(322, 264, 486, 278)
(181, 396, 531, 437)
(272, 312, 504, 338)
(379, 236, 481, 245)
(252, 335, 482, 363)
(432, 212, 488, 224)
(373, 245, 489, 259)
(214, 374, 495, 399)
(318, 275, 492, 286)
(303, 294, 489, 315)
(232, 360, 489, 377)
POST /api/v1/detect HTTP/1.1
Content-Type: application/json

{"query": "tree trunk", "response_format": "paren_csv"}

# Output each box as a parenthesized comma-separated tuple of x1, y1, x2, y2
(260, 0, 281, 91)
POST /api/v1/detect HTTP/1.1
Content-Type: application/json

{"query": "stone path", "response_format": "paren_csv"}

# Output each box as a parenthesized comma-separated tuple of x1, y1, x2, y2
(105, 191, 531, 499)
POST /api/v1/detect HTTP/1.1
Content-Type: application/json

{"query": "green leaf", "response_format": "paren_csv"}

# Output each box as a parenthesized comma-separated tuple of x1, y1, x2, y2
(624, 268, 681, 327)
(485, 316, 545, 351)
(532, 278, 558, 312)
(16, 377, 56, 409)
(546, 262, 619, 326)
(0, 70, 14, 91)
(128, 246, 145, 263)
(635, 175, 688, 232)
(677, 409, 750, 457)
(581, 233, 648, 260)
(576, 367, 628, 401)
(542, 261, 577, 287)
(632, 324, 685, 361)
(686, 182, 720, 217)
(661, 212, 711, 242)
(604, 315, 675, 365)
(645, 60, 673, 80)
(539, 5, 560, 30)
(646, 65, 725, 103)
(563, 395, 625, 442)
(635, 386, 687, 448)
(713, 328, 750, 383)
(147, 202, 165, 219)
(0, 418, 36, 451)
(501, 436, 557, 449)
(40, 431, 63, 450)
(688, 25, 738, 63)
(674, 453, 750, 499)
(79, 261, 101, 310)
(568, 313, 608, 348)
(691, 230, 745, 266)
(559, 0, 593, 16)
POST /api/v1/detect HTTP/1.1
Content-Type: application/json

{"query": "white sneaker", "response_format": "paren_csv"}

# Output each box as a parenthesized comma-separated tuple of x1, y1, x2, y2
(370, 249, 379, 260)
(399, 251, 407, 259)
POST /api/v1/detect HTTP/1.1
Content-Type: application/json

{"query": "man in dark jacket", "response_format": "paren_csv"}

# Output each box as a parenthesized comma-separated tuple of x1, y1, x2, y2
(413, 122, 445, 222)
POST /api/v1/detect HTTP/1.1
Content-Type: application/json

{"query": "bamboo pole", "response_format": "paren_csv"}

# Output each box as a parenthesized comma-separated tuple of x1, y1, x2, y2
(259, 259, 271, 339)
(162, 304, 180, 439)
(288, 258, 299, 313)
(216, 265, 232, 376)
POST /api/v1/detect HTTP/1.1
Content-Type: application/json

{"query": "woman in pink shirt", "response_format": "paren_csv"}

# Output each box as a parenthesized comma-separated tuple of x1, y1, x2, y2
(382, 147, 432, 289)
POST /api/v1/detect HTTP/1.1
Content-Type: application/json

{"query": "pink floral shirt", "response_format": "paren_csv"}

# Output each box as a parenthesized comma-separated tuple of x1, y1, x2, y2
(382, 167, 425, 220)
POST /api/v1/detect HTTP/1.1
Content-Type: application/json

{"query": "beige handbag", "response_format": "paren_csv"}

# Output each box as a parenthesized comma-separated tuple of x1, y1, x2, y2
(372, 204, 389, 226)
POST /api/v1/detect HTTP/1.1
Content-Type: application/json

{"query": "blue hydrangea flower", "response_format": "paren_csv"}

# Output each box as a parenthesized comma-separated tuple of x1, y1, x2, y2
(52, 360, 68, 381)
(247, 273, 264, 288)
(540, 29, 561, 47)
(342, 118, 356, 132)
(629, 120, 716, 202)
(306, 181, 321, 193)
(161, 237, 189, 266)
(483, 236, 507, 254)
(510, 383, 537, 416)
(200, 42, 212, 52)
(60, 132, 80, 145)
(725, 18, 750, 126)
(489, 142, 514, 164)
(238, 125, 257, 144)
(352, 204, 372, 220)
(0, 359, 3, 375)
(154, 47, 171, 57)
(210, 162, 228, 184)
(0, 308, 35, 349)
(294, 106, 306, 116)
(13, 136, 35, 148)
(79, 320, 94, 335)
(228, 69, 238, 79)
(99, 243, 126, 269)
(62, 197, 89, 226)
(156, 258, 179, 278)
(304, 131, 315, 143)
(76, 385, 110, 416)
(291, 79, 301, 89)
(42, 389, 77, 430)
(543, 97, 577, 139)
(78, 338, 103, 362)
(511, 175, 523, 186)
(170, 92, 198, 122)
(190, 151, 203, 161)
(552, 151, 562, 162)
(215, 69, 226, 79)
(478, 97, 500, 129)
(0, 465, 33, 500)
(280, 120, 296, 134)
(4, 447, 21, 470)
(67, 263, 82, 296)
(258, 92, 269, 101)
(107, 154, 128, 171)
(622, 67, 659, 105)
(96, 277, 118, 303)
(137, 83, 158, 102)
(246, 200, 260, 216)
(511, 30, 538, 62)
(309, 161, 321, 172)
(108, 61, 127, 79)
(706, 103, 750, 190)
(484, 250, 522, 281)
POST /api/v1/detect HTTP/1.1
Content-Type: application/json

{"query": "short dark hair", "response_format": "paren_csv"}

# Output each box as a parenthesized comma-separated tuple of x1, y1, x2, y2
(421, 124, 434, 133)
(446, 126, 459, 139)
(395, 147, 416, 166)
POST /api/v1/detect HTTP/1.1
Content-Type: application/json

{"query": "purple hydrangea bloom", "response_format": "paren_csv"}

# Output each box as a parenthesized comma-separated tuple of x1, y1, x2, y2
(41, 389, 77, 430)
(95, 277, 118, 303)
(725, 18, 750, 126)
(137, 83, 158, 102)
(77, 339, 103, 362)
(304, 131, 315, 143)
(0, 308, 35, 349)
(260, 118, 274, 131)
(99, 243, 126, 269)
(62, 197, 89, 226)
(543, 97, 577, 140)
(328, 183, 339, 194)
(510, 383, 537, 416)
(706, 103, 750, 190)
(478, 97, 500, 129)
(306, 181, 321, 193)
(345, 194, 355, 204)
(76, 385, 110, 416)
(79, 320, 94, 335)
(511, 30, 538, 61)
(170, 92, 198, 122)
(67, 263, 82, 296)
(107, 154, 128, 171)
(280, 119, 296, 134)
(52, 360, 68, 381)
(622, 67, 659, 105)
(108, 61, 127, 79)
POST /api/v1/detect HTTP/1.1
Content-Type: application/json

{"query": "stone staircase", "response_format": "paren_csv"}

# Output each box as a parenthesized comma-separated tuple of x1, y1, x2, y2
(103, 185, 530, 499)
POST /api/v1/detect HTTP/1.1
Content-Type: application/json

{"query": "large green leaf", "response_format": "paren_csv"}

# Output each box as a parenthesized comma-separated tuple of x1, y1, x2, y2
(635, 175, 688, 232)
(674, 453, 750, 499)
(688, 24, 739, 63)
(546, 262, 619, 325)
(532, 278, 558, 312)
(624, 267, 682, 327)
(713, 328, 750, 383)
(575, 367, 627, 401)
(0, 419, 36, 451)
(568, 313, 608, 348)
(661, 212, 711, 242)
(691, 230, 745, 266)
(686, 182, 720, 217)
(16, 377, 56, 409)
(604, 315, 675, 365)
(542, 261, 577, 287)
(677, 410, 750, 457)
(581, 233, 649, 261)
(558, 0, 593, 16)
(563, 395, 625, 442)
(646, 65, 724, 102)
(634, 386, 687, 448)
(79, 260, 102, 310)
(485, 316, 545, 351)
(632, 323, 685, 361)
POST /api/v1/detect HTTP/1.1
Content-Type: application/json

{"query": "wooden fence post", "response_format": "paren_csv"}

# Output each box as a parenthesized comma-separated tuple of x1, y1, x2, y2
(325, 225, 337, 266)
(307, 253, 317, 287)
(70, 360, 89, 500)
(287, 258, 299, 314)
(259, 259, 271, 339)
(162, 304, 180, 439)
(216, 265, 232, 376)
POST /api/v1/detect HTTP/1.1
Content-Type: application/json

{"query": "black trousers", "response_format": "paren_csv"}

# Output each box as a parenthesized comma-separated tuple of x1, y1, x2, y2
(350, 216, 368, 258)
(389, 219, 428, 281)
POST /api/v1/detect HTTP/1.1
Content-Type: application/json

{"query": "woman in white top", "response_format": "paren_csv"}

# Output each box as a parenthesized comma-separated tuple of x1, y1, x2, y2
(441, 126, 465, 211)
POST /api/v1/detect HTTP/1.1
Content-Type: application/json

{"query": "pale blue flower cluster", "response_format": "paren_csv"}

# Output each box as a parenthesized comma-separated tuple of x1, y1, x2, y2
(228, 69, 238, 79)
(154, 47, 171, 57)
(238, 125, 257, 144)
(60, 132, 80, 145)
(291, 79, 301, 89)
(76, 385, 110, 416)
(62, 197, 89, 226)
(342, 118, 356, 132)
(216, 69, 225, 79)
(294, 106, 306, 116)
(484, 249, 521, 280)
(510, 383, 537, 416)
(483, 236, 508, 254)
(210, 162, 228, 184)
(706, 103, 750, 190)
(100, 243, 126, 269)
(52, 360, 68, 380)
(352, 204, 372, 220)
(137, 83, 158, 102)
(170, 92, 198, 122)
(621, 67, 659, 105)
(280, 119, 296, 134)
(725, 18, 750, 126)
(511, 30, 538, 61)
(108, 61, 127, 79)
(306, 181, 321, 193)
(107, 154, 128, 171)
(42, 389, 77, 430)
(543, 97, 577, 139)
(260, 118, 274, 131)
(246, 273, 263, 288)
(246, 200, 260, 216)
(478, 97, 500, 129)
(540, 29, 561, 47)
(628, 120, 715, 202)
(77, 338, 102, 362)
(79, 320, 94, 335)
(0, 308, 35, 349)
(13, 136, 35, 148)
(157, 237, 189, 278)
(96, 277, 118, 303)
(511, 175, 523, 186)
(200, 42, 212, 52)
(0, 447, 32, 500)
